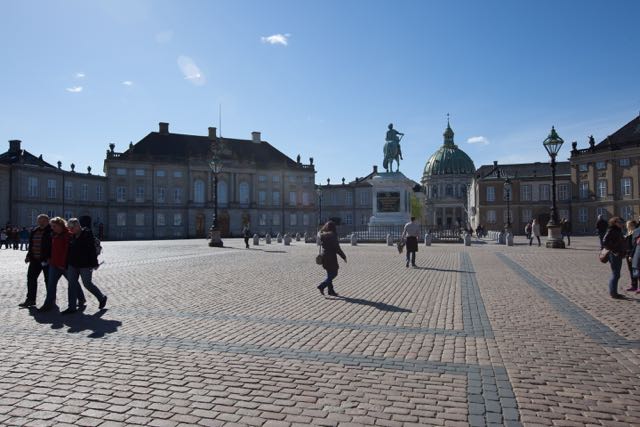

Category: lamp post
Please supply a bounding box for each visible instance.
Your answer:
[503,177,512,230]
[543,126,565,249]
[208,156,224,247]
[316,187,323,228]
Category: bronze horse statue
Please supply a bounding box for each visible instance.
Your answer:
[383,134,403,173]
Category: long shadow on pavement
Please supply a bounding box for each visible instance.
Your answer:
[412,266,474,274]
[224,245,287,254]
[330,296,412,313]
[28,307,122,338]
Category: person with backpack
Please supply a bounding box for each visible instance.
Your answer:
[317,221,347,297]
[62,218,107,314]
[603,216,627,299]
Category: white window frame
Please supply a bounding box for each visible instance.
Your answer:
[578,207,588,223]
[557,184,569,201]
[579,181,589,199]
[621,177,632,196]
[47,179,56,199]
[486,186,495,202]
[96,184,103,202]
[173,213,182,226]
[173,171,183,178]
[539,184,550,201]
[157,213,166,226]
[157,187,166,203]
[520,184,531,202]
[117,186,126,202]
[345,191,353,205]
[258,190,267,206]
[135,169,145,176]
[596,161,606,170]
[116,168,126,176]
[64,181,73,200]
[289,191,297,206]
[486,210,496,224]
[135,186,145,203]
[579,163,588,172]
[80,183,88,201]
[193,180,205,204]
[117,212,126,226]
[272,191,281,206]
[597,180,607,198]
[174,188,182,204]
[289,213,297,226]
[272,213,280,226]
[619,158,630,167]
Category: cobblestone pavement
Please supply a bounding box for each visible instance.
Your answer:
[0,236,639,426]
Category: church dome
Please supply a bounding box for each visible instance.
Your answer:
[422,121,476,178]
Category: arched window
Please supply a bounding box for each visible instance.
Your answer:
[239,182,250,204]
[193,179,205,203]
[217,180,228,206]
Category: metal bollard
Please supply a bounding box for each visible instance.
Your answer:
[424,233,432,246]
[284,234,291,246]
[265,234,272,244]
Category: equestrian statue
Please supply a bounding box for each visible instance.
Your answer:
[383,123,404,172]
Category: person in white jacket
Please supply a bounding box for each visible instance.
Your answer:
[529,219,541,247]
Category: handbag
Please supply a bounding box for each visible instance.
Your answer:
[397,241,405,254]
[315,245,324,265]
[598,248,610,264]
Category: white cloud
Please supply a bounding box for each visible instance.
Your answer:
[155,30,173,44]
[177,56,205,85]
[261,33,290,46]
[467,136,489,145]
[122,80,134,86]
[75,72,85,78]
[66,86,83,93]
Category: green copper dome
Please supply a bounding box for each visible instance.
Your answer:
[423,121,476,177]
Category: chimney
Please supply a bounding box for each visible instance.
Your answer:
[159,122,169,134]
[373,165,378,174]
[251,131,261,143]
[208,127,217,140]
[8,140,21,153]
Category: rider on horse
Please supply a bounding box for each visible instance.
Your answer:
[383,123,404,172]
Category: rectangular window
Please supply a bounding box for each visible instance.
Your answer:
[47,179,56,199]
[80,183,88,201]
[345,191,353,205]
[486,210,496,224]
[520,184,531,201]
[96,185,103,202]
[30,209,38,227]
[579,163,588,172]
[597,179,607,198]
[27,177,38,198]
[258,175,267,183]
[47,209,56,219]
[361,214,368,225]
[345,213,353,225]
[117,213,126,226]
[486,186,495,202]
[289,191,297,206]
[303,176,312,184]
[156,170,165,177]
[578,207,588,223]
[258,190,267,206]
[330,192,337,205]
[289,213,297,226]
[156,213,165,226]
[559,209,569,221]
[622,206,634,220]
[64,182,73,200]
[302,192,310,206]
[272,191,280,206]
[157,187,166,203]
[64,211,73,220]
[174,188,182,203]
[557,184,569,201]
[621,177,632,196]
[360,191,369,206]
[579,181,589,199]
[288,175,296,183]
[303,214,310,226]
[259,213,267,226]
[620,158,631,167]
[539,184,550,201]
[596,161,606,170]
[173,171,183,178]
[117,186,126,202]
[136,186,145,202]
[272,214,280,226]
[135,169,145,176]
[272,175,280,183]
[116,168,126,176]
[596,207,608,218]
[173,213,182,226]
[522,208,532,223]
[135,213,145,226]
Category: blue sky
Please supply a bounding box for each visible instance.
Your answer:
[1,0,639,183]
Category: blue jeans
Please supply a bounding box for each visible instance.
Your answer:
[67,266,104,310]
[320,270,338,289]
[608,253,623,295]
[44,266,86,308]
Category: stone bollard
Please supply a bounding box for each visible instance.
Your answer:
[295,233,301,242]
[498,231,505,245]
[351,234,358,246]
[424,233,432,246]
[265,234,272,244]
[284,234,291,246]
[386,233,393,246]
[506,232,514,246]
[253,234,260,246]
[464,232,471,246]
[277,233,283,243]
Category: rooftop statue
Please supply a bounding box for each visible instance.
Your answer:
[383,123,404,173]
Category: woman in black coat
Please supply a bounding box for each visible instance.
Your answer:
[317,221,346,297]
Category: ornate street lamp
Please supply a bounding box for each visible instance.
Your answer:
[316,187,323,228]
[503,177,512,230]
[543,126,565,249]
[208,155,224,247]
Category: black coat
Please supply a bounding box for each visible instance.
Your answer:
[67,228,99,269]
[320,231,346,272]
[26,225,52,262]
[603,226,626,256]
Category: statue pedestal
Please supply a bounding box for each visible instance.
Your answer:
[368,172,414,228]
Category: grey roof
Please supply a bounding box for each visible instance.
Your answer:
[475,161,570,180]
[0,148,56,168]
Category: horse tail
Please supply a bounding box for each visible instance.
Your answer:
[383,158,388,171]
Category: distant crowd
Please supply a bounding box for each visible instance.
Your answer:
[0,226,30,250]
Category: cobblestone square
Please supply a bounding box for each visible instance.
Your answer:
[1,236,639,426]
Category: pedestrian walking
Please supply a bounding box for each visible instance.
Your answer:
[18,215,52,308]
[402,216,420,268]
[11,227,19,250]
[529,219,541,246]
[624,220,638,292]
[62,218,107,314]
[561,218,572,246]
[19,227,29,251]
[317,221,347,297]
[242,225,251,249]
[596,215,608,249]
[0,229,7,249]
[602,216,627,299]
[524,220,532,241]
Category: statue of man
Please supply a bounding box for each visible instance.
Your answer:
[386,123,404,143]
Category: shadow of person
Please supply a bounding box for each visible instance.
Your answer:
[28,307,122,338]
[226,245,287,254]
[413,266,474,273]
[332,296,412,313]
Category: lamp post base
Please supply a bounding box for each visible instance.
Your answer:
[209,228,224,248]
[545,223,565,249]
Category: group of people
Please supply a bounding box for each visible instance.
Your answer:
[523,218,572,247]
[18,214,108,314]
[601,216,640,299]
[0,226,30,250]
